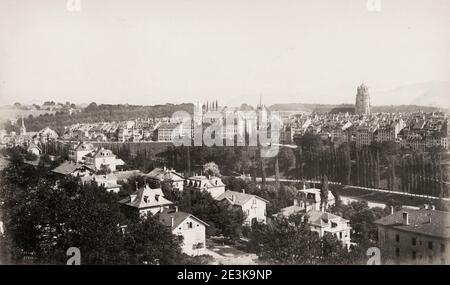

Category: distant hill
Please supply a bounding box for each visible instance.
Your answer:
[269,103,442,114]
[372,81,450,109]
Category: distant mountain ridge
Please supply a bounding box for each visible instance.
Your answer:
[269,81,450,113]
[268,103,443,114]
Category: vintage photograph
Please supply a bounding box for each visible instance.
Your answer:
[0,0,449,268]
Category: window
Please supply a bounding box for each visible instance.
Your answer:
[395,247,400,258]
[395,234,400,242]
[339,232,342,239]
[412,238,416,246]
[428,242,433,250]
[253,199,257,205]
[187,222,193,229]
[412,251,416,260]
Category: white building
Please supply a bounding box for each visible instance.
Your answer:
[184,176,225,199]
[304,210,352,248]
[216,190,268,226]
[159,207,208,256]
[84,148,125,172]
[69,142,95,163]
[297,187,335,211]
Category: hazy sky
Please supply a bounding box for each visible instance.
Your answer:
[0,0,449,106]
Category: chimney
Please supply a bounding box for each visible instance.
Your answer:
[170,216,174,228]
[431,205,436,210]
[175,206,178,212]
[402,212,409,225]
[231,195,235,202]
[242,189,245,194]
[390,205,394,215]
[293,199,298,206]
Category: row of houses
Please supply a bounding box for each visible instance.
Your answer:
[279,112,448,150]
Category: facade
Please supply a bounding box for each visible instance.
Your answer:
[118,185,174,217]
[355,84,371,115]
[304,210,352,248]
[159,207,208,256]
[216,190,268,226]
[356,125,377,148]
[69,142,95,163]
[84,148,125,172]
[275,201,351,248]
[184,176,226,199]
[374,208,450,265]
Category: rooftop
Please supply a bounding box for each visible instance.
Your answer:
[374,209,450,239]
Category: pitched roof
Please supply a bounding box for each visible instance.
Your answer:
[187,176,225,188]
[305,210,349,227]
[216,190,269,206]
[374,209,450,239]
[159,208,209,230]
[274,205,305,217]
[146,168,185,181]
[52,161,92,175]
[115,170,144,182]
[118,185,173,209]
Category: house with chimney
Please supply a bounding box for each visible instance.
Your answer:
[159,207,208,256]
[184,175,226,199]
[146,167,185,191]
[216,190,269,226]
[374,206,450,265]
[274,196,351,248]
[118,185,174,217]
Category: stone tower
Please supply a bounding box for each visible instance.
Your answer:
[355,83,371,115]
[20,116,27,135]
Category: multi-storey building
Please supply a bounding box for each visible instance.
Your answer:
[374,208,450,265]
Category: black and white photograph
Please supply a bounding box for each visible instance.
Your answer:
[0,0,449,273]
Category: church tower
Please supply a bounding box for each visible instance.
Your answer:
[20,116,27,135]
[355,83,371,115]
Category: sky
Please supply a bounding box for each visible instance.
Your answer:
[0,0,449,107]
